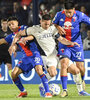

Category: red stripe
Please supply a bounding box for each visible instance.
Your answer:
[19,43,33,56]
[64,17,72,41]
[40,74,45,78]
[61,76,67,77]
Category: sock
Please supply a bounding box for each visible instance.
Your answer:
[39,73,52,87]
[45,73,52,81]
[81,75,85,81]
[13,77,25,92]
[40,74,50,93]
[73,73,83,92]
[61,76,67,90]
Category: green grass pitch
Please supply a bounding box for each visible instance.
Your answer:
[0,84,90,100]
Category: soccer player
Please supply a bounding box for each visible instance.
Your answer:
[0,16,52,98]
[53,0,90,97]
[0,18,12,77]
[9,14,89,97]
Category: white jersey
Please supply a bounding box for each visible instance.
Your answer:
[26,25,58,56]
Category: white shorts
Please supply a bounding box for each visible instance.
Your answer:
[41,55,58,70]
[42,55,74,70]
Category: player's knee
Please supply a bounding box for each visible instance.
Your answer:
[11,71,17,79]
[61,63,68,69]
[48,67,57,77]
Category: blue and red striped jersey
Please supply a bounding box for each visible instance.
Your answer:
[53,10,90,45]
[5,25,38,57]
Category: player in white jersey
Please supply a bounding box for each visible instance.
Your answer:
[9,14,86,97]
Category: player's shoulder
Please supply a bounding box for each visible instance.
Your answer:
[75,10,85,17]
[20,25,28,30]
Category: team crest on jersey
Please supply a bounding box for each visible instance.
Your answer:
[61,49,64,53]
[63,21,74,29]
[73,17,76,22]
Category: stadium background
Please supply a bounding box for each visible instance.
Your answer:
[0,0,90,84]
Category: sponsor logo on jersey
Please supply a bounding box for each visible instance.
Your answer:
[39,33,52,40]
[63,21,74,29]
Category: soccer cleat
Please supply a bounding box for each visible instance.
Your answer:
[39,86,45,97]
[16,91,27,98]
[82,81,86,91]
[60,90,68,97]
[45,92,52,98]
[79,91,90,96]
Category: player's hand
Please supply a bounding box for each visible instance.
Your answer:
[8,44,17,57]
[18,38,27,45]
[55,25,66,35]
[71,42,80,47]
[58,26,66,35]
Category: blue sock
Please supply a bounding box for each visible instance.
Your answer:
[40,74,49,93]
[13,77,25,92]
[81,75,85,81]
[61,76,67,90]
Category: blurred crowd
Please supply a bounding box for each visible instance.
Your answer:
[0,0,90,50]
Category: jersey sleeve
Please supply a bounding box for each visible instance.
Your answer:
[79,11,90,25]
[26,26,35,36]
[52,12,61,25]
[5,34,13,44]
[51,25,58,36]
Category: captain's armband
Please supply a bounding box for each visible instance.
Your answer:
[55,33,60,39]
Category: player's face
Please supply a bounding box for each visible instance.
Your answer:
[40,20,51,29]
[65,8,75,18]
[8,20,19,32]
[1,21,8,29]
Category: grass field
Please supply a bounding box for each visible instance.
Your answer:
[0,84,90,100]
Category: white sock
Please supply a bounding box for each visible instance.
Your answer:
[73,73,83,92]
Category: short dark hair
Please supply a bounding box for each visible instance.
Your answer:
[1,18,7,23]
[42,14,51,20]
[64,0,75,9]
[7,16,18,22]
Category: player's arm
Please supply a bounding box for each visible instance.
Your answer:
[52,12,66,35]
[0,38,8,45]
[18,35,34,45]
[55,33,80,47]
[80,11,90,24]
[54,24,66,35]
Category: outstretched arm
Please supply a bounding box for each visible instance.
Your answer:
[57,36,80,47]
[0,38,8,45]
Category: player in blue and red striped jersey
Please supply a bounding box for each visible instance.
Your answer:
[53,0,90,97]
[0,16,52,98]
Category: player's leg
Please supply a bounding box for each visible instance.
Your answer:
[11,66,27,98]
[35,65,52,98]
[75,62,85,90]
[60,57,69,97]
[68,62,90,96]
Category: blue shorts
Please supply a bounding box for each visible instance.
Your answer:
[16,51,43,73]
[58,43,84,62]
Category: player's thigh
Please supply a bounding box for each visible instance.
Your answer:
[60,57,70,69]
[47,66,57,77]
[67,63,80,75]
[42,56,58,76]
[12,66,23,78]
